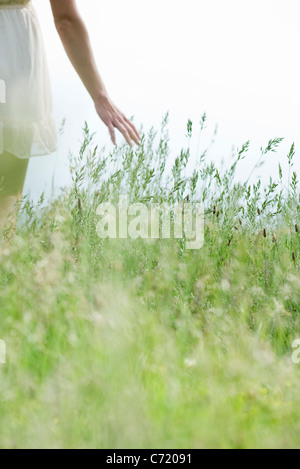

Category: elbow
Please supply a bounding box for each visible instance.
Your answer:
[54,15,79,35]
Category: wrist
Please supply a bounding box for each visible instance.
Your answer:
[93,90,109,107]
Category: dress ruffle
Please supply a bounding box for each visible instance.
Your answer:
[0,116,57,159]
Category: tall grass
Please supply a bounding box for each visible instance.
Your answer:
[0,114,300,449]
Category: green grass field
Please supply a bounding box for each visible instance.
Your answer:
[1,116,300,449]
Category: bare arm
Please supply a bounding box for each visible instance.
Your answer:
[50,0,140,145]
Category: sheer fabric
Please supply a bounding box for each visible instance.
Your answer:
[0,1,57,159]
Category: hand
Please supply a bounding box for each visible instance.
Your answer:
[94,95,140,146]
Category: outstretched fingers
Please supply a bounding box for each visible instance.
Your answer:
[113,114,140,146]
[95,95,140,146]
[123,115,140,144]
[107,123,116,146]
[113,118,132,146]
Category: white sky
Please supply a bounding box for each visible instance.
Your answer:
[25,0,300,199]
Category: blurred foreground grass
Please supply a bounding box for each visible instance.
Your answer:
[0,115,300,449]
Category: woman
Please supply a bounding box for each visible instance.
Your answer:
[0,0,140,233]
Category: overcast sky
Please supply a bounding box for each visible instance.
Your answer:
[25,0,300,199]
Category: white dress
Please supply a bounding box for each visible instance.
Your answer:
[0,0,57,159]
